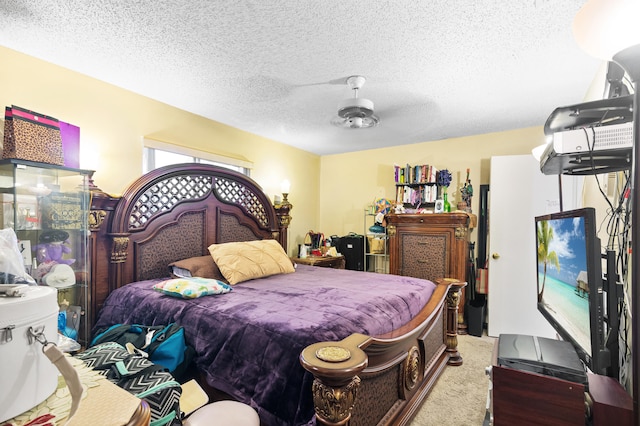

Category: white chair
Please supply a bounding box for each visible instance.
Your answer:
[183,400,260,426]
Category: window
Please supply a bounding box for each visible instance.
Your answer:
[143,138,252,175]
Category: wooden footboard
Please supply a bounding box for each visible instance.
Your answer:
[300,279,465,426]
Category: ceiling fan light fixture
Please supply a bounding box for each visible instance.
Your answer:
[332,114,379,129]
[332,75,380,128]
[337,97,375,118]
[349,117,364,128]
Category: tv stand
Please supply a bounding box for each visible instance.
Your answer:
[489,334,632,426]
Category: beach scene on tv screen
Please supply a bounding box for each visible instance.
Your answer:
[537,216,591,353]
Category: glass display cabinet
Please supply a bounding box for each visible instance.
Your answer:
[0,159,92,347]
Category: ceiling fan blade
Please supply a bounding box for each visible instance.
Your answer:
[327,76,353,85]
[292,75,357,89]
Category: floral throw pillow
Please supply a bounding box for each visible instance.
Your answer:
[153,277,232,299]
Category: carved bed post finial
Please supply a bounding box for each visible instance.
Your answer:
[89,210,107,230]
[442,279,467,366]
[300,335,369,426]
[89,176,118,231]
[274,196,292,250]
[311,376,361,425]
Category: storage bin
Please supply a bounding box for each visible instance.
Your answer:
[0,285,59,422]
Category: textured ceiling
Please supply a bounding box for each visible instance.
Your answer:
[0,0,601,155]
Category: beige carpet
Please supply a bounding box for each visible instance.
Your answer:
[410,334,496,426]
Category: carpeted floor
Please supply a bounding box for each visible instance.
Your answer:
[409,333,496,426]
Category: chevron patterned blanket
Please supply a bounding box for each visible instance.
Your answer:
[76,342,181,426]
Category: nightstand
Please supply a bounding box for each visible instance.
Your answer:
[292,255,345,269]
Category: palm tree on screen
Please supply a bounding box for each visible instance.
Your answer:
[537,220,560,303]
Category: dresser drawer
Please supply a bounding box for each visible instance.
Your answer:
[399,233,448,280]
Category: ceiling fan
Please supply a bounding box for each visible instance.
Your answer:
[330,75,380,129]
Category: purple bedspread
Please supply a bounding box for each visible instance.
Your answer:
[94,264,436,425]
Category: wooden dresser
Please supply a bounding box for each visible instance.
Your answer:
[386,213,471,329]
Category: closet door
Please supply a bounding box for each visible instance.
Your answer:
[487,154,583,338]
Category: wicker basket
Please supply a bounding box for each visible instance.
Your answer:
[367,236,386,254]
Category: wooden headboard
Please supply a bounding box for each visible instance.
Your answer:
[89,163,291,328]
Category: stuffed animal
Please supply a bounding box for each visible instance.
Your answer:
[33,230,75,265]
[33,230,75,282]
[34,241,75,265]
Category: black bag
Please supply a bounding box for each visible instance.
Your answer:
[90,323,195,382]
[76,342,182,426]
[337,232,368,271]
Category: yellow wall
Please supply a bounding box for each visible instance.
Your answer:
[0,46,319,255]
[319,127,547,243]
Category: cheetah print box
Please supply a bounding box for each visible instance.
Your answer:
[2,105,64,165]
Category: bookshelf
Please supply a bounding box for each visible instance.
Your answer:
[394,163,442,208]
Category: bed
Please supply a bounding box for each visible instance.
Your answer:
[89,163,465,426]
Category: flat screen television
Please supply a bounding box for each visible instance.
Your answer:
[535,207,610,375]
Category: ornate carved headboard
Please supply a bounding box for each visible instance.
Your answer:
[89,163,291,327]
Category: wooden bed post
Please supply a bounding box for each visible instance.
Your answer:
[88,176,121,332]
[443,279,466,366]
[300,334,369,426]
[107,233,131,296]
[274,196,292,252]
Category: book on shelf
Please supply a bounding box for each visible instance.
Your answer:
[394,163,439,185]
[395,184,438,205]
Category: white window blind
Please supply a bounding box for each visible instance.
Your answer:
[143,138,252,175]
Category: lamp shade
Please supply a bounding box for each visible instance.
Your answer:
[281,179,290,194]
[573,0,640,60]
[531,143,548,162]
